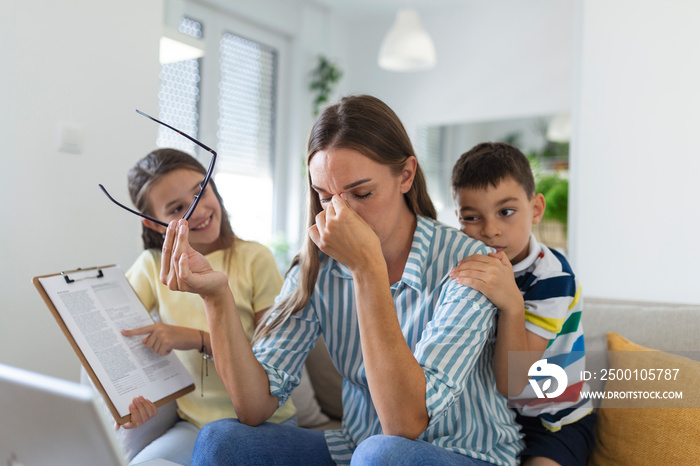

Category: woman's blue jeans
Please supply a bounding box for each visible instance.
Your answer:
[191,419,493,465]
[351,435,493,466]
[191,419,333,466]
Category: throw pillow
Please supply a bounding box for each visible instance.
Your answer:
[588,332,700,466]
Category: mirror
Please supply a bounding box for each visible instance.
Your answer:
[415,113,570,250]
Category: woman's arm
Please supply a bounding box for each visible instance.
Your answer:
[200,290,279,425]
[493,312,548,396]
[308,197,428,438]
[161,220,279,425]
[353,265,429,438]
[450,252,548,395]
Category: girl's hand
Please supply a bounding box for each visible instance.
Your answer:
[121,323,199,356]
[160,220,228,297]
[115,397,157,430]
[450,251,524,314]
[308,195,382,272]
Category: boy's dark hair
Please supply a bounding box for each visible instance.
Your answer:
[451,142,535,200]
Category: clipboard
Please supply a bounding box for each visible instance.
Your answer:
[33,265,195,425]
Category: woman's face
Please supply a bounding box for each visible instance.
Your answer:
[308,147,415,247]
[144,168,223,255]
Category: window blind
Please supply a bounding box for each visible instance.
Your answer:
[157,17,202,154]
[217,32,277,178]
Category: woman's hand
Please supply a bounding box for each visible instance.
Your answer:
[115,397,157,430]
[121,323,200,356]
[160,219,228,297]
[308,195,382,272]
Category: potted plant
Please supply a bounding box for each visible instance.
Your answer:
[309,55,343,116]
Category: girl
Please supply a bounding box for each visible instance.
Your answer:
[120,148,295,465]
[160,96,523,465]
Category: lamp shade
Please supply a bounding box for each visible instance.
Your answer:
[547,113,572,142]
[378,9,436,72]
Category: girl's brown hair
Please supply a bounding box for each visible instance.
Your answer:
[254,95,435,342]
[127,148,236,252]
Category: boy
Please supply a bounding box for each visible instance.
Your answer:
[449,142,595,466]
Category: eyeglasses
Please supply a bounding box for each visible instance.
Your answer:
[99,109,217,228]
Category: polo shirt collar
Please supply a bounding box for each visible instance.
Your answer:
[511,233,540,273]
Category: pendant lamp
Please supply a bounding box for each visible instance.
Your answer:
[378,9,436,72]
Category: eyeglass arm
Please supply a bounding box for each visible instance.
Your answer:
[135,109,216,158]
[98,110,217,228]
[135,109,217,223]
[98,184,169,228]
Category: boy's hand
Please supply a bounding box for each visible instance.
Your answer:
[450,251,524,314]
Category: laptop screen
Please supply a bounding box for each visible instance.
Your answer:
[0,363,126,466]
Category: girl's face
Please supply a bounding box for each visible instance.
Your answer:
[144,168,223,255]
[308,147,416,249]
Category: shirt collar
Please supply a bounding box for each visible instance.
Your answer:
[511,233,541,273]
[329,216,434,292]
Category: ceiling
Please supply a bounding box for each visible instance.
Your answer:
[309,0,465,20]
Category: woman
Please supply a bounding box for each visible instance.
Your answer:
[161,95,523,465]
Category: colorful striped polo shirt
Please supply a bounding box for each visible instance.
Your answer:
[509,234,593,431]
[253,216,524,465]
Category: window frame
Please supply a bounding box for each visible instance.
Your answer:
[180,2,292,242]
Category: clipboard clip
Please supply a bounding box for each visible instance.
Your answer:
[62,268,104,284]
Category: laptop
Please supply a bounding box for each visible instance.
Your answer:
[0,363,176,466]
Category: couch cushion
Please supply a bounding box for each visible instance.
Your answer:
[588,332,700,466]
[582,298,700,393]
[305,336,343,421]
[290,364,331,428]
[80,368,179,462]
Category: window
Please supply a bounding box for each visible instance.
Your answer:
[157,17,202,154]
[215,32,278,243]
[415,125,448,213]
[158,57,200,154]
[157,10,288,246]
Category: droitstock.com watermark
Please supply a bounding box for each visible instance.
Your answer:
[506,351,700,409]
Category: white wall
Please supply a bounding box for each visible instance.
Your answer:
[338,0,574,227]
[0,1,162,381]
[341,0,700,305]
[569,0,700,304]
[341,0,575,134]
[0,0,342,382]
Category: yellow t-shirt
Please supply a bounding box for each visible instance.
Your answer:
[126,238,295,428]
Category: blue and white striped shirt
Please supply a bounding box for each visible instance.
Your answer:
[253,216,523,465]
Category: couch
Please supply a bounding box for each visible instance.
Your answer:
[112,297,700,465]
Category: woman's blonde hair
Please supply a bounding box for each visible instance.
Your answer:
[253,95,435,342]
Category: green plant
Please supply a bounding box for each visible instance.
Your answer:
[537,174,568,227]
[266,233,292,274]
[309,55,343,116]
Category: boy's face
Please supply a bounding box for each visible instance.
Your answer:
[455,177,545,265]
